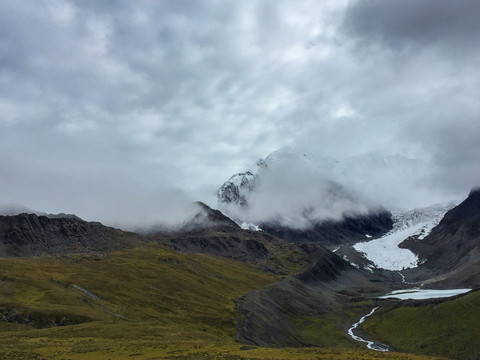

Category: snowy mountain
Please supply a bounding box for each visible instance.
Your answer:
[218,148,377,228]
[217,147,428,227]
[217,159,267,207]
[218,148,339,208]
[352,203,455,271]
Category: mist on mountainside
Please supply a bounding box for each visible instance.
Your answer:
[218,148,462,229]
[0,187,201,232]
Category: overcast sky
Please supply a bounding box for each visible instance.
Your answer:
[1,0,479,227]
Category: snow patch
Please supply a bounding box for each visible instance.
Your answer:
[397,271,407,283]
[364,265,375,273]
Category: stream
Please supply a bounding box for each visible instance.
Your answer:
[348,288,472,351]
[347,307,389,352]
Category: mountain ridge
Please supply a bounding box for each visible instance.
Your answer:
[401,187,480,287]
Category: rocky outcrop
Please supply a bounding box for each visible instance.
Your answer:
[217,171,257,207]
[181,202,241,232]
[0,213,141,257]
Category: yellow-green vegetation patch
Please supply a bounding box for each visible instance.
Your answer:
[0,244,279,358]
[0,244,446,360]
[360,290,480,360]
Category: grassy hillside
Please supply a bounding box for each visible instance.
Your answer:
[361,291,480,360]
[0,244,445,360]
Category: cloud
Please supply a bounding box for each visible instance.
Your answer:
[218,149,450,229]
[0,0,479,228]
[343,0,480,53]
[242,157,370,228]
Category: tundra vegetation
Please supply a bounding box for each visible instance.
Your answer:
[0,244,445,360]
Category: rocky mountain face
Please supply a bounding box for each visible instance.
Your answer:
[260,210,392,246]
[0,213,141,257]
[217,160,267,207]
[181,201,241,232]
[401,188,480,287]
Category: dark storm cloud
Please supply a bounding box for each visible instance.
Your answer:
[343,0,480,51]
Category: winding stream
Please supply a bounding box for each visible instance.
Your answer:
[348,288,472,351]
[347,307,389,352]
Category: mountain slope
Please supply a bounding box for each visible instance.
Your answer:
[401,188,480,287]
[236,246,391,347]
[0,213,141,257]
[150,203,320,275]
[0,243,443,360]
[361,290,480,360]
[181,201,241,232]
[0,244,278,359]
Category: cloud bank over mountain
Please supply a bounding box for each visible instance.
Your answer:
[1,0,479,227]
[217,148,448,229]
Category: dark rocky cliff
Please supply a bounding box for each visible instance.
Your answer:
[0,213,141,257]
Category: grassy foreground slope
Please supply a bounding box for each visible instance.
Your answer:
[0,244,443,360]
[361,291,480,360]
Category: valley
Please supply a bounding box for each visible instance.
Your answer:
[0,244,442,360]
[0,177,479,359]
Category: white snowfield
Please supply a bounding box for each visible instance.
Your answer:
[353,203,455,271]
[379,288,471,300]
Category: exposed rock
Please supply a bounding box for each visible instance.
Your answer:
[181,202,240,232]
[260,209,393,246]
[0,213,141,257]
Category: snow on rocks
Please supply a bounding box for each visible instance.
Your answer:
[241,223,262,231]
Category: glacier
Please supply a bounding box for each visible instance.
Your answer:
[353,203,455,271]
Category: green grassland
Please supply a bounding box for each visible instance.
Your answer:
[0,244,445,360]
[360,291,480,360]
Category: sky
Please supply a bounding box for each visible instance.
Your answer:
[1,0,479,228]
